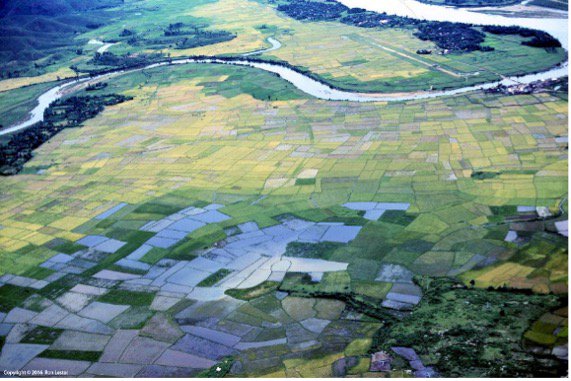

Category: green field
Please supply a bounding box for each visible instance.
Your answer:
[0,0,567,377]
[0,82,57,128]
[0,0,566,94]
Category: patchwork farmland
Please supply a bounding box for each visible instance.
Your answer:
[0,0,567,377]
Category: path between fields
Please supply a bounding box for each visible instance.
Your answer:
[346,34,475,79]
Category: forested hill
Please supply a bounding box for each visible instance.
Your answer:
[0,0,125,79]
[0,0,124,17]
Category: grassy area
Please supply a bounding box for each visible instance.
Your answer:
[284,242,344,260]
[417,0,520,7]
[0,0,565,95]
[225,281,280,300]
[97,289,154,306]
[0,60,566,295]
[82,230,155,277]
[196,357,235,377]
[280,272,352,295]
[0,82,57,128]
[38,274,85,300]
[20,267,55,280]
[0,285,35,312]
[527,0,568,10]
[181,0,566,92]
[0,0,125,78]
[49,240,87,255]
[197,269,232,287]
[372,277,565,377]
[0,6,566,376]
[38,350,102,362]
[21,327,63,345]
[0,245,58,277]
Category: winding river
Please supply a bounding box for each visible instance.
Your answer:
[243,37,282,56]
[1,0,567,137]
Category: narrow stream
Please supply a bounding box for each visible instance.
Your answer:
[243,37,282,56]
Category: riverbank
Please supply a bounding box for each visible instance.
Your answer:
[1,0,568,136]
[337,0,568,48]
[242,37,282,56]
[1,51,567,137]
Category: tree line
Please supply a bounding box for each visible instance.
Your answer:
[0,94,132,176]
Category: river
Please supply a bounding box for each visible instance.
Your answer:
[243,37,282,56]
[1,0,567,136]
[337,0,568,49]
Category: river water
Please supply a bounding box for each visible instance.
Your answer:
[1,0,567,136]
[338,0,568,49]
[243,37,282,56]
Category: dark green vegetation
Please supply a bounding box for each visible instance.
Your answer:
[379,210,417,227]
[0,285,35,312]
[472,170,538,180]
[280,271,352,295]
[483,26,562,48]
[81,231,155,277]
[108,264,148,275]
[86,82,108,92]
[162,235,214,261]
[21,327,63,345]
[471,171,501,180]
[197,269,232,287]
[0,82,57,128]
[523,307,567,347]
[124,22,235,50]
[417,0,520,7]
[372,278,566,377]
[225,281,280,300]
[0,0,239,79]
[38,274,85,301]
[526,0,568,10]
[196,67,306,101]
[285,241,343,259]
[276,273,566,377]
[0,0,126,78]
[88,52,165,72]
[276,0,349,20]
[196,357,235,377]
[419,0,568,8]
[134,202,183,216]
[48,239,87,255]
[0,94,132,175]
[97,289,155,306]
[415,22,492,52]
[39,350,102,362]
[272,0,560,52]
[20,267,55,281]
[295,178,317,185]
[279,271,390,302]
[73,62,306,111]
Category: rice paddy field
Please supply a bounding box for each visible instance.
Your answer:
[0,0,567,377]
[2,0,566,93]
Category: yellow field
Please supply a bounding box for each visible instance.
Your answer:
[0,67,76,93]
[0,0,564,94]
[0,63,567,289]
